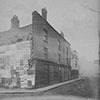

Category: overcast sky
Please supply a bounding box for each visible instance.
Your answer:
[0,0,99,61]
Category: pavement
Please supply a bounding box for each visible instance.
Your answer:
[1,95,95,100]
[0,78,81,94]
[0,78,98,100]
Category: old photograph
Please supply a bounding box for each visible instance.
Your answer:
[0,0,99,100]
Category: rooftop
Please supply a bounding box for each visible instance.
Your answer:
[0,10,70,45]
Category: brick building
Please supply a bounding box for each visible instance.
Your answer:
[0,8,71,88]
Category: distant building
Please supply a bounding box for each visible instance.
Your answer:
[71,50,79,79]
[0,8,71,88]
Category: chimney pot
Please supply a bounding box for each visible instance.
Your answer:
[41,8,47,20]
[11,15,20,29]
[61,31,64,37]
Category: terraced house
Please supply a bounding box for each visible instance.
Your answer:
[0,8,71,88]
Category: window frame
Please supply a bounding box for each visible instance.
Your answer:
[43,47,48,59]
[58,40,61,50]
[43,29,48,43]
[58,54,61,62]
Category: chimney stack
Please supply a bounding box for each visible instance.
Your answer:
[60,31,64,37]
[41,8,47,20]
[11,15,20,29]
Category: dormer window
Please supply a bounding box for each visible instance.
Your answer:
[66,47,68,56]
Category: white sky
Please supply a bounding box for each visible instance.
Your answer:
[0,0,99,61]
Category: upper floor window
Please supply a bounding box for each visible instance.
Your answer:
[66,46,69,56]
[75,61,77,67]
[44,64,49,71]
[43,47,48,59]
[66,57,69,65]
[43,29,48,43]
[58,40,61,50]
[63,47,65,54]
[58,54,61,62]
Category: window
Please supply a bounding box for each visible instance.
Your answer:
[66,46,69,64]
[43,29,48,42]
[27,69,35,75]
[75,61,77,67]
[66,47,68,56]
[58,40,61,50]
[16,38,23,42]
[59,67,61,71]
[28,81,32,87]
[66,57,69,65]
[63,47,65,54]
[66,57,71,66]
[43,47,48,59]
[58,54,61,62]
[44,64,49,71]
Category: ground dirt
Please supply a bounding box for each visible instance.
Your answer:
[0,77,99,100]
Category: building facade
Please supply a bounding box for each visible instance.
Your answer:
[0,8,71,88]
[71,50,79,79]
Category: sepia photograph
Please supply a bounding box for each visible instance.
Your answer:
[0,0,99,100]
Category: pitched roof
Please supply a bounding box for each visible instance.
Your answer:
[0,24,32,46]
